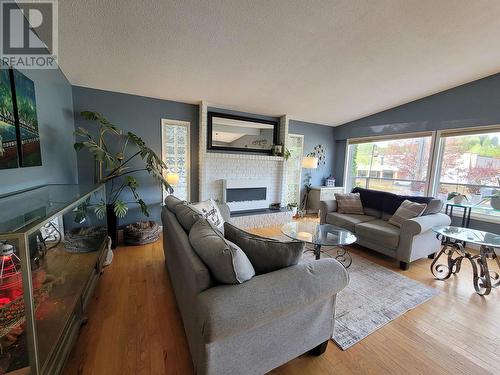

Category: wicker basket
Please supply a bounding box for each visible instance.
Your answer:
[124,221,161,245]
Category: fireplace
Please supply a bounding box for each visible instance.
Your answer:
[222,179,269,212]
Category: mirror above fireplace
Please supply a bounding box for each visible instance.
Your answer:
[207,111,279,154]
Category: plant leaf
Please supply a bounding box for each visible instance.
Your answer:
[114,200,129,218]
[94,200,107,220]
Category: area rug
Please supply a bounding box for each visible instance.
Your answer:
[288,241,439,350]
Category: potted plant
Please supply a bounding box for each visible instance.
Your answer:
[485,190,500,210]
[74,111,172,248]
[485,178,500,210]
[287,203,298,216]
[447,192,468,205]
[282,148,291,161]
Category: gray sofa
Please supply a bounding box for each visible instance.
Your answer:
[320,187,451,270]
[161,199,349,375]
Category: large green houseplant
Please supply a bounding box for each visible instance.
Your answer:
[74,111,173,247]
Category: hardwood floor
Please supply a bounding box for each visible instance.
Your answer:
[64,224,500,375]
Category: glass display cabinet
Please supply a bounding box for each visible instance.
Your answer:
[0,184,108,375]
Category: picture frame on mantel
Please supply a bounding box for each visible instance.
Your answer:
[207,111,279,155]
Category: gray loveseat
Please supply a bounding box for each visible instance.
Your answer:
[161,198,349,375]
[320,187,451,270]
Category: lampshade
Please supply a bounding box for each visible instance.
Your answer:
[166,173,180,185]
[301,156,318,169]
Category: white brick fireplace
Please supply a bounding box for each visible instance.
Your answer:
[198,102,291,214]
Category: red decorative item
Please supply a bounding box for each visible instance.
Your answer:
[0,242,22,308]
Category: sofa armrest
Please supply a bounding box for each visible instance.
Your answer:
[401,213,451,236]
[197,258,348,343]
[319,200,337,224]
[217,203,231,222]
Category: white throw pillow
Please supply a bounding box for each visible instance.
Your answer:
[191,199,225,232]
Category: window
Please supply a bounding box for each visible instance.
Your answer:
[161,119,190,201]
[435,130,500,218]
[344,126,500,221]
[284,134,304,205]
[346,135,433,196]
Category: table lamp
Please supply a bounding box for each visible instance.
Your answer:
[301,156,318,186]
[166,172,180,194]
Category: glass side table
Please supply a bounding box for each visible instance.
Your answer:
[444,202,475,228]
[281,222,357,268]
[431,226,500,296]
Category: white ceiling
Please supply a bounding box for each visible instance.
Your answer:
[59,0,500,126]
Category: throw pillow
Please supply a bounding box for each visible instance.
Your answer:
[191,198,225,232]
[335,192,364,214]
[388,199,427,228]
[189,219,255,284]
[164,195,183,212]
[175,203,203,232]
[224,222,304,275]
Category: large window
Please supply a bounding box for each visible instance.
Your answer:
[344,127,500,221]
[435,130,500,218]
[346,135,432,196]
[161,119,190,201]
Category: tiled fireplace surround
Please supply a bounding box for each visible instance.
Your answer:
[198,102,293,228]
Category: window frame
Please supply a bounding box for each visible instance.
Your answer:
[343,125,500,223]
[344,131,434,196]
[284,133,304,206]
[161,119,191,202]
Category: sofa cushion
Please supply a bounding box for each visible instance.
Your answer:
[224,222,304,275]
[189,219,255,284]
[334,192,364,214]
[191,198,225,232]
[363,207,382,218]
[355,219,400,250]
[352,187,434,215]
[164,195,183,212]
[176,203,203,232]
[423,199,444,215]
[352,187,386,212]
[385,194,433,215]
[388,200,427,228]
[326,212,377,232]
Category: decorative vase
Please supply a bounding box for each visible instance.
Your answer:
[491,196,500,210]
[453,195,465,205]
[106,205,118,249]
[291,207,298,216]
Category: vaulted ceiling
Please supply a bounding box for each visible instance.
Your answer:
[59,0,500,126]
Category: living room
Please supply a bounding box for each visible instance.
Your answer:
[0,1,499,374]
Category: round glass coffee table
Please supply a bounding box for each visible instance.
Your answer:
[432,225,500,295]
[281,222,357,268]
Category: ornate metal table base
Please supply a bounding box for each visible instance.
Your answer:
[306,244,352,268]
[431,234,500,296]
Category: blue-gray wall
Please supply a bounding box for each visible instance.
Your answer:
[289,120,335,187]
[0,68,77,195]
[72,86,199,225]
[333,73,500,232]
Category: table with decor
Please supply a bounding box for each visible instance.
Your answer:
[281,221,357,268]
[431,225,500,295]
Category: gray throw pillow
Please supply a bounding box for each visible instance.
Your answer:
[388,199,427,228]
[164,195,183,212]
[423,199,444,215]
[189,219,255,284]
[224,222,304,275]
[176,203,203,232]
[335,192,364,214]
